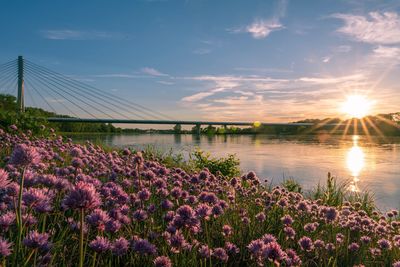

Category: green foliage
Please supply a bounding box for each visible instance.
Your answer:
[0,110,49,134]
[281,178,303,193]
[309,172,376,215]
[190,149,240,177]
[142,145,193,172]
[173,124,182,133]
[0,94,18,111]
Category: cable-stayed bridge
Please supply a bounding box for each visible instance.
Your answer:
[0,56,332,129]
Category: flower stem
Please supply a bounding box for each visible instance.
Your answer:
[79,208,85,267]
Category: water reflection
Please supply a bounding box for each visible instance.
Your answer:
[346,136,365,192]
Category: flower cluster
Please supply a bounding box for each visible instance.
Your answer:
[0,130,399,266]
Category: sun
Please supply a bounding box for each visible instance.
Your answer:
[341,95,373,119]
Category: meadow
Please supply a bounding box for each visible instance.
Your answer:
[0,126,400,266]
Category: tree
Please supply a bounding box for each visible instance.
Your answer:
[0,94,17,111]
[173,124,182,133]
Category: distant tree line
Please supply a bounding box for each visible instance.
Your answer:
[0,93,120,134]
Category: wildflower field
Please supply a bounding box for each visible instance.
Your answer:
[0,127,400,266]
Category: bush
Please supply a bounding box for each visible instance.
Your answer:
[191,149,240,178]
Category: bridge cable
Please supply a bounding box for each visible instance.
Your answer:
[25,60,164,120]
[25,59,173,120]
[25,76,76,116]
[0,59,17,72]
[26,65,116,119]
[24,62,149,120]
[25,63,144,120]
[27,65,114,119]
[25,67,98,119]
[0,65,17,87]
[24,78,60,114]
[0,69,17,95]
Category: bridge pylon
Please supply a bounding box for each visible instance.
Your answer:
[17,55,24,113]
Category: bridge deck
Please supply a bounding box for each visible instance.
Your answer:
[46,117,340,127]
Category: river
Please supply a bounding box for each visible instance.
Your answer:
[69,133,400,210]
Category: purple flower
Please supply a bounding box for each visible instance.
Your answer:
[132,209,148,222]
[111,237,129,256]
[195,204,211,219]
[89,236,111,253]
[261,241,284,262]
[222,225,233,237]
[212,247,228,262]
[393,261,400,267]
[281,215,293,225]
[348,242,360,252]
[248,239,265,258]
[0,238,12,257]
[138,188,151,201]
[23,230,51,251]
[378,239,392,250]
[132,238,157,255]
[198,245,212,258]
[255,212,266,222]
[285,249,302,266]
[211,204,224,217]
[166,231,189,253]
[176,205,195,221]
[161,199,174,210]
[23,188,53,213]
[298,236,314,251]
[0,212,16,231]
[86,209,110,231]
[71,157,84,168]
[153,256,172,267]
[9,144,41,166]
[284,226,296,239]
[324,207,338,221]
[261,234,277,244]
[62,181,101,210]
[225,242,240,254]
[0,169,10,188]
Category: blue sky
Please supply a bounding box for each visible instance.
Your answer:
[1,0,400,122]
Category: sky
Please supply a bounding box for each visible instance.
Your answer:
[1,0,400,122]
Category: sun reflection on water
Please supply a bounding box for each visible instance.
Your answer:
[346,136,365,192]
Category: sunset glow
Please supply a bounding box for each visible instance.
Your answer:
[341,95,374,119]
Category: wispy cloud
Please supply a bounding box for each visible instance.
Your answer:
[140,67,168,77]
[332,12,400,44]
[40,30,124,40]
[229,0,287,39]
[322,56,331,63]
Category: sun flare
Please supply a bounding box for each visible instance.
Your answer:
[341,95,373,119]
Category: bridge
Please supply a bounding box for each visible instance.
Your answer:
[0,56,335,132]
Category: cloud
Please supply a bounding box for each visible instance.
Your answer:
[245,20,284,39]
[332,12,400,44]
[229,0,287,39]
[140,67,168,77]
[41,30,124,40]
[322,56,331,63]
[372,45,400,58]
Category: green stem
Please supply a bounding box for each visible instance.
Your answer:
[14,167,26,265]
[79,208,85,267]
[23,249,35,267]
[91,252,97,267]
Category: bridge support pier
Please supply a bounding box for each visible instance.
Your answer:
[195,124,201,135]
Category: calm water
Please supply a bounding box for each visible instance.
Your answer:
[70,133,400,210]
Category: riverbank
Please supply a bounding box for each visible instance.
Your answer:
[1,129,399,266]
